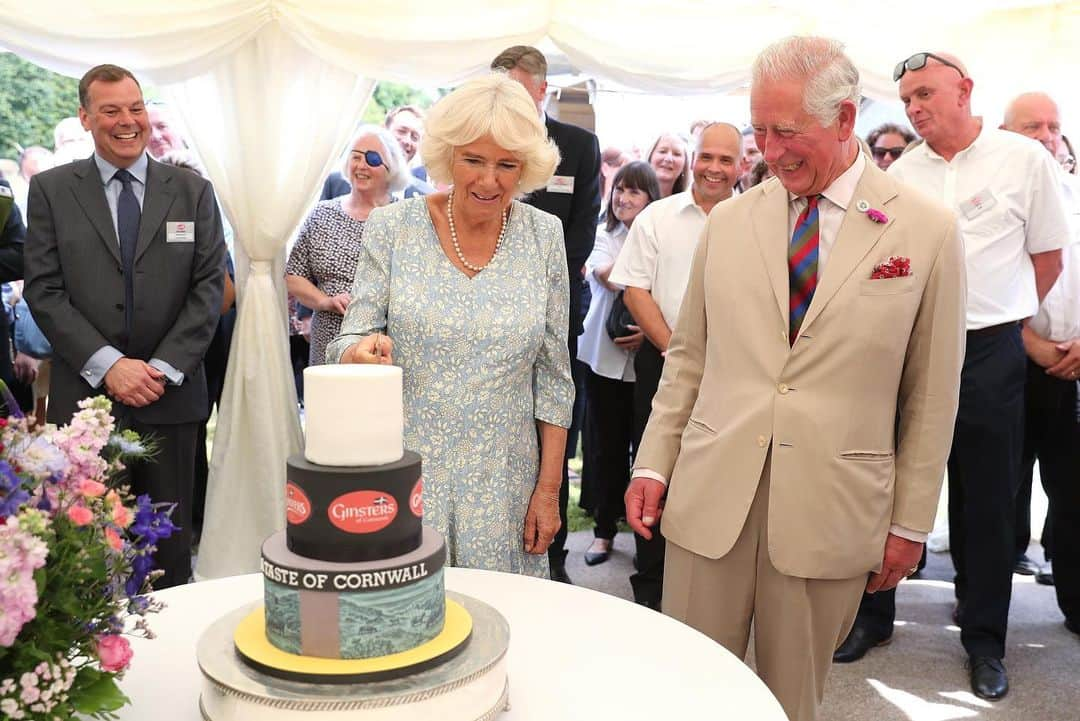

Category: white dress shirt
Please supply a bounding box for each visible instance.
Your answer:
[1030,170,1080,342]
[578,223,636,381]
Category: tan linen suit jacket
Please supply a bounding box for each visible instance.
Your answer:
[634,163,966,580]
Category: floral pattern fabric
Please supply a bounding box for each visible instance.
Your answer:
[327,198,574,578]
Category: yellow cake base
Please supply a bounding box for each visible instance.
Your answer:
[233,598,473,682]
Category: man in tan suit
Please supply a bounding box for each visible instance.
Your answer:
[625,37,966,721]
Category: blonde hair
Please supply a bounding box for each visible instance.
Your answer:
[421,73,559,195]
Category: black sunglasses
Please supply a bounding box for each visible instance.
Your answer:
[351,149,384,168]
[871,146,905,161]
[893,52,966,82]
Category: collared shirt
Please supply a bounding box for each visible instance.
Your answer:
[889,123,1071,330]
[579,223,635,381]
[81,152,183,388]
[1031,170,1080,341]
[608,190,708,329]
[787,152,866,273]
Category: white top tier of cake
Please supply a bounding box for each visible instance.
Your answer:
[303,365,404,466]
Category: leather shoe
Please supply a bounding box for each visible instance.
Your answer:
[833,624,892,663]
[549,563,572,584]
[1065,618,1080,637]
[635,598,661,611]
[584,538,612,566]
[1013,554,1039,576]
[1035,564,1055,586]
[969,656,1008,700]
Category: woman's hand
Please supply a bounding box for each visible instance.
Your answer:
[523,485,562,555]
[613,325,644,351]
[342,333,394,365]
[319,292,352,315]
[595,263,619,292]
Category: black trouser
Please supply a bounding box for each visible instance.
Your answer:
[630,340,666,605]
[115,412,200,590]
[1020,359,1080,622]
[948,325,1026,659]
[849,547,928,637]
[549,330,581,571]
[580,369,636,540]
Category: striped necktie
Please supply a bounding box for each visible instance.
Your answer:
[788,194,820,343]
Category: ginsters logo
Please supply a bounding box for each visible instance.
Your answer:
[285,482,311,525]
[410,478,423,518]
[328,490,398,533]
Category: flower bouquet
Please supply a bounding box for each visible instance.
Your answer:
[0,393,176,720]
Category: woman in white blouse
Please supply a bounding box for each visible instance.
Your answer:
[577,161,661,566]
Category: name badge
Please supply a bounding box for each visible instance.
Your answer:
[546,175,574,194]
[959,190,997,220]
[166,221,196,243]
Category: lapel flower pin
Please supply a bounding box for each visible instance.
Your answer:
[855,199,888,223]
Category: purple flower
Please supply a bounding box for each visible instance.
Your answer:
[0,462,29,518]
[866,208,888,224]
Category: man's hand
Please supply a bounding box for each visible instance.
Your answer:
[319,293,351,315]
[104,358,166,408]
[1045,338,1080,381]
[613,325,644,351]
[13,352,39,384]
[866,533,924,593]
[1022,325,1066,368]
[625,475,666,540]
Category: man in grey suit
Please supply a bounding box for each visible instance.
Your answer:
[25,64,225,588]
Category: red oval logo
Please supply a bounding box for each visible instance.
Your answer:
[328,490,398,534]
[410,478,423,518]
[286,482,311,525]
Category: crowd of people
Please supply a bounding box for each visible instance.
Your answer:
[2,35,1078,721]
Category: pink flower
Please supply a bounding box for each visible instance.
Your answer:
[79,479,107,498]
[104,527,123,551]
[866,208,888,224]
[66,505,93,526]
[112,503,131,528]
[96,635,133,673]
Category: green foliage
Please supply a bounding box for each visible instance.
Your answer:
[71,668,129,717]
[361,81,432,125]
[0,54,79,159]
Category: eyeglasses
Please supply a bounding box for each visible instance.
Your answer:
[351,149,384,168]
[871,146,906,161]
[893,52,966,82]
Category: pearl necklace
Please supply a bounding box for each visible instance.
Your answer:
[446,188,509,273]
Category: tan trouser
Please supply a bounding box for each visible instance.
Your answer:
[662,457,867,721]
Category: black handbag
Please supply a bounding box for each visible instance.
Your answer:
[605,291,637,340]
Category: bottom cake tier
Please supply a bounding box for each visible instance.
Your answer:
[197,593,510,721]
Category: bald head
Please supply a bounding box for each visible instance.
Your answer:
[898,50,975,154]
[1002,92,1061,155]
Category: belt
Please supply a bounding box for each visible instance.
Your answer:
[967,321,1020,338]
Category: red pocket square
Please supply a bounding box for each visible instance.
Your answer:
[871,256,911,279]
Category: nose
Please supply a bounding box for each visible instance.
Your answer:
[762,132,785,164]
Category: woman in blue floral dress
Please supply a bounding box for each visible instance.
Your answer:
[327,74,573,577]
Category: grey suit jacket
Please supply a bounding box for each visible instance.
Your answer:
[24,155,225,425]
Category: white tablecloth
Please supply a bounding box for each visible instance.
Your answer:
[118,568,787,720]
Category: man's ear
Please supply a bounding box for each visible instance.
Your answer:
[836,100,857,141]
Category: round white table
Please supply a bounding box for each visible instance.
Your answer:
[118,568,787,720]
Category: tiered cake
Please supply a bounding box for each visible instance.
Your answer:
[197,365,510,720]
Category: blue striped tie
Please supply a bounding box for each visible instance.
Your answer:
[788,195,820,343]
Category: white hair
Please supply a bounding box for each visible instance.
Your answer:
[341,124,411,194]
[752,36,861,126]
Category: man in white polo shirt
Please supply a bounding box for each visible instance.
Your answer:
[1002,91,1080,638]
[890,52,1069,700]
[609,121,742,609]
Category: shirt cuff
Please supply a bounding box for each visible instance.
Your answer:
[81,346,124,388]
[149,358,185,385]
[889,524,928,543]
[632,468,668,486]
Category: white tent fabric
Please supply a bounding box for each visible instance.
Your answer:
[0,0,1078,577]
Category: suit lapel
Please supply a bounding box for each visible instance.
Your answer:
[751,179,791,328]
[135,159,176,263]
[71,158,122,265]
[799,167,897,336]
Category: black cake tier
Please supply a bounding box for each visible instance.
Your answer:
[285,451,423,563]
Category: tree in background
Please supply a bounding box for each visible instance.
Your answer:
[0,53,80,158]
[361,81,434,125]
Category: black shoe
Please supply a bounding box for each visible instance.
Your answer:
[1013,554,1039,576]
[584,539,612,566]
[635,598,661,611]
[549,564,572,584]
[1065,618,1080,637]
[1035,563,1055,586]
[969,656,1008,700]
[833,624,892,663]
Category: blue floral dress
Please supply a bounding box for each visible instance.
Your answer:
[326,198,574,577]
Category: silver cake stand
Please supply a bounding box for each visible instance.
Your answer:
[197,592,510,721]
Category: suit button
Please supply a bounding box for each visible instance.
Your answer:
[778,383,789,394]
[115,303,123,310]
[757,435,768,448]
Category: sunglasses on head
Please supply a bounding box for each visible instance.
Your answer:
[352,149,384,168]
[871,146,905,161]
[893,52,966,82]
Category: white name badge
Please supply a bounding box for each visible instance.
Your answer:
[959,190,997,220]
[546,175,574,194]
[166,221,196,243]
